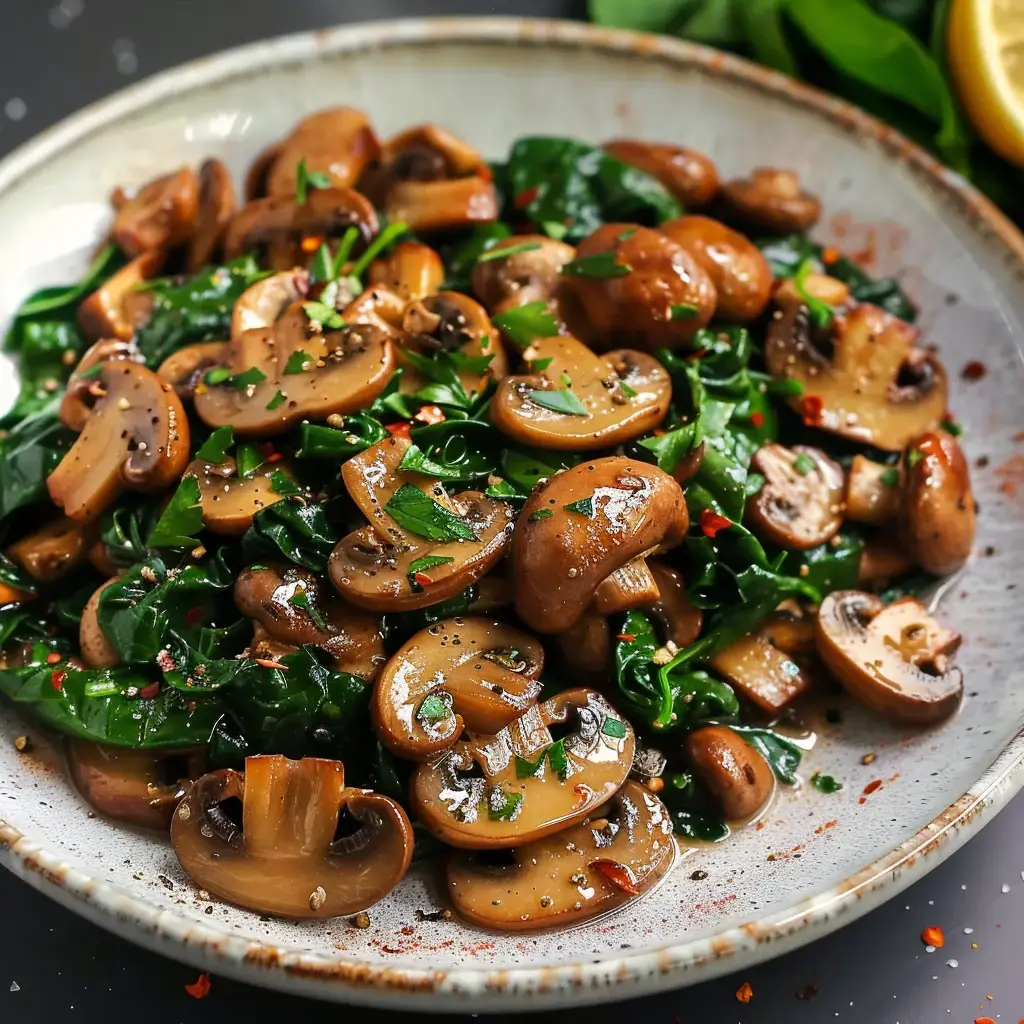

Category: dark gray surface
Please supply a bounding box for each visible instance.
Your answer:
[0,1,1021,1020]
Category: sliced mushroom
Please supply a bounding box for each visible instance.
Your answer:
[471,234,576,315]
[193,303,395,437]
[381,125,488,179]
[660,215,773,321]
[61,338,143,430]
[719,167,821,233]
[186,158,237,272]
[554,612,612,688]
[223,188,378,270]
[343,286,407,340]
[7,517,92,582]
[603,140,720,207]
[235,564,385,680]
[816,591,963,723]
[563,224,716,351]
[368,241,445,302]
[903,431,976,576]
[490,336,671,451]
[746,443,845,550]
[171,755,414,918]
[447,780,676,930]
[77,250,164,341]
[643,561,703,650]
[79,576,120,669]
[329,437,516,611]
[373,617,544,760]
[592,556,661,616]
[756,609,817,664]
[687,725,775,821]
[157,341,228,401]
[230,269,310,338]
[709,634,812,713]
[264,107,381,197]
[112,167,199,256]
[859,532,914,588]
[47,362,190,521]
[67,740,206,830]
[411,688,635,849]
[845,455,901,524]
[184,457,291,536]
[767,287,947,452]
[513,458,688,634]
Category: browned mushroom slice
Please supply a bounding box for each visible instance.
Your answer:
[265,107,382,197]
[592,556,661,616]
[235,564,384,680]
[491,336,670,451]
[222,188,378,270]
[112,166,199,256]
[368,241,445,302]
[186,158,238,272]
[756,609,817,664]
[66,740,206,830]
[845,454,901,524]
[767,286,947,452]
[411,688,635,849]
[816,591,963,723]
[7,517,92,582]
[230,269,310,338]
[903,431,976,575]
[47,362,190,522]
[193,304,395,437]
[687,725,775,821]
[471,234,576,316]
[513,458,688,634]
[709,634,812,713]
[77,250,164,342]
[554,612,612,688]
[373,617,544,760]
[746,443,845,550]
[157,341,228,401]
[61,338,143,429]
[859,532,914,588]
[79,576,120,669]
[660,215,773,321]
[719,167,822,233]
[563,224,716,351]
[381,125,489,179]
[171,755,414,918]
[604,140,720,207]
[183,457,290,536]
[643,561,703,649]
[342,286,407,340]
[447,780,677,930]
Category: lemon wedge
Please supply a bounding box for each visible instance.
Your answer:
[949,0,1024,167]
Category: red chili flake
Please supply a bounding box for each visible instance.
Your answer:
[589,859,639,895]
[750,410,765,428]
[615,634,635,642]
[684,347,709,361]
[821,246,840,265]
[414,405,446,425]
[385,421,413,440]
[801,394,824,426]
[300,234,324,254]
[961,360,987,381]
[920,924,944,948]
[863,779,883,796]
[735,981,754,1003]
[184,973,211,1000]
[572,783,594,808]
[184,607,205,626]
[514,186,540,208]
[700,508,732,538]
[45,652,62,665]
[185,701,197,713]
[139,682,160,700]
[50,669,66,691]
[265,451,284,463]
[413,571,433,587]
[254,657,289,671]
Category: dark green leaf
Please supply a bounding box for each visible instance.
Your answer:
[417,692,452,723]
[195,426,234,464]
[670,302,699,320]
[526,388,588,416]
[408,419,500,482]
[488,788,523,821]
[0,405,71,519]
[730,725,803,784]
[384,484,477,542]
[145,477,203,549]
[269,470,300,496]
[284,351,313,374]
[265,390,287,411]
[561,252,633,278]
[13,245,122,320]
[528,509,554,522]
[792,452,816,476]
[297,416,388,460]
[349,222,411,281]
[476,242,542,263]
[492,301,560,349]
[563,498,595,517]
[242,501,341,574]
[296,158,332,205]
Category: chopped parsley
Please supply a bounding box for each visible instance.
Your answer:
[492,301,559,349]
[194,426,234,464]
[384,484,477,542]
[880,467,900,488]
[265,391,287,411]
[793,257,835,329]
[526,388,588,417]
[417,692,452,723]
[295,158,332,205]
[561,252,632,278]
[670,303,699,320]
[289,586,328,632]
[563,497,595,517]
[792,452,816,476]
[601,718,627,739]
[528,508,554,522]
[283,351,313,375]
[810,771,843,794]
[475,241,542,263]
[488,788,523,821]
[302,301,344,330]
[407,554,456,579]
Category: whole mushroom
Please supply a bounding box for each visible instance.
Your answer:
[719,167,821,233]
[687,725,775,821]
[603,139,720,207]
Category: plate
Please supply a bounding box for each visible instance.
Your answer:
[1,17,1022,1012]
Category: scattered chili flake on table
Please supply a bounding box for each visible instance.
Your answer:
[735,981,753,1003]
[974,1018,996,1024]
[961,360,987,380]
[920,924,944,947]
[700,508,732,538]
[858,778,883,804]
[184,973,211,999]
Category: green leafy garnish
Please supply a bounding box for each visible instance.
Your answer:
[284,351,313,375]
[488,788,523,821]
[417,692,451,723]
[563,497,595,517]
[235,443,265,480]
[265,391,287,411]
[384,484,477,542]
[532,357,554,371]
[811,771,843,794]
[880,467,900,488]
[408,555,456,579]
[528,509,554,522]
[492,301,560,349]
[907,447,923,469]
[525,388,588,416]
[794,257,835,328]
[670,303,699,320]
[295,158,332,205]
[620,381,637,398]
[303,301,344,330]
[941,419,963,437]
[195,426,234,464]
[269,470,300,497]
[792,452,816,476]
[476,242,542,263]
[601,718,626,739]
[289,586,328,632]
[349,221,411,281]
[145,477,203,549]
[205,366,268,390]
[561,252,632,278]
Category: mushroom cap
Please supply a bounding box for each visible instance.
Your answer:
[746,443,845,551]
[719,167,821,234]
[234,564,385,680]
[603,139,720,207]
[112,166,199,256]
[373,617,544,760]
[563,224,717,351]
[186,158,238,272]
[815,591,964,723]
[157,341,229,401]
[512,457,688,634]
[7,516,92,582]
[471,234,576,312]
[660,215,773,322]
[79,576,121,669]
[61,338,144,430]
[230,269,310,338]
[171,755,414,918]
[903,430,976,576]
[77,250,163,342]
[845,454,901,525]
[411,688,635,849]
[446,780,677,930]
[368,241,445,302]
[185,457,290,536]
[767,295,947,452]
[490,336,671,451]
[193,303,396,437]
[47,361,191,522]
[687,725,776,822]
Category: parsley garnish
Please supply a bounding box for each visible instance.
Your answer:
[794,257,835,329]
[528,508,554,522]
[284,351,312,375]
[526,387,588,417]
[670,303,699,320]
[561,252,633,278]
[620,382,637,399]
[203,367,232,387]
[880,467,900,488]
[810,771,843,794]
[265,391,287,411]
[384,484,477,542]
[560,371,572,387]
[349,221,410,280]
[303,301,344,330]
[532,357,554,371]
[906,447,923,469]
[488,788,523,821]
[235,443,265,480]
[417,692,452,723]
[941,419,963,437]
[792,452,816,476]
[232,366,268,390]
[601,718,626,739]
[310,242,335,284]
[492,301,559,349]
[476,241,542,263]
[407,554,456,581]
[195,426,234,464]
[563,497,595,517]
[289,586,328,632]
[618,227,638,241]
[295,158,331,206]
[269,470,299,497]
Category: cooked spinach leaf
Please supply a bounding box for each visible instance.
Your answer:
[242,499,341,574]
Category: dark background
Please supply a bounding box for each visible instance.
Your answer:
[0,2,1022,1021]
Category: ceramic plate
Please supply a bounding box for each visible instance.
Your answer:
[0,17,1022,1012]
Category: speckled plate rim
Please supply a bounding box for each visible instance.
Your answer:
[1,16,1023,1012]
